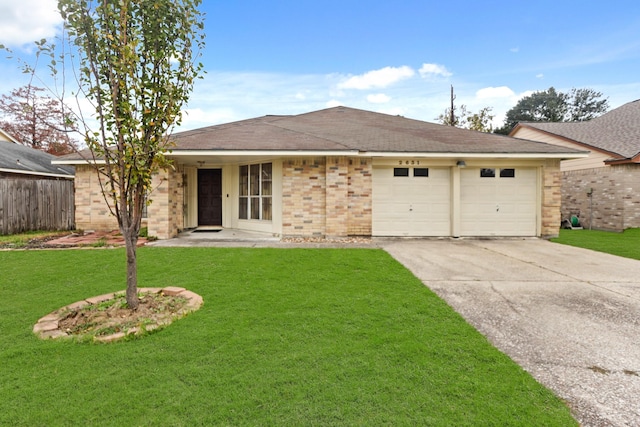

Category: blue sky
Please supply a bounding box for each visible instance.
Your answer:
[2,0,640,131]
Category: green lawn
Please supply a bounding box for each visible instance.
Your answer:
[551,228,640,260]
[0,248,576,426]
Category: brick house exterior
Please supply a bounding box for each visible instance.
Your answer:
[58,107,584,239]
[511,99,640,231]
[281,156,372,237]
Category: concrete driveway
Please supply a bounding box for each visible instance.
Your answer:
[381,238,640,427]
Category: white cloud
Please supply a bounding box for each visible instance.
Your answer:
[325,99,343,108]
[476,86,516,99]
[517,90,535,100]
[536,73,544,79]
[510,47,520,53]
[367,93,391,104]
[338,66,415,90]
[468,88,542,129]
[0,0,62,47]
[418,63,452,78]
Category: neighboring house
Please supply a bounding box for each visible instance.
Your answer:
[54,106,585,239]
[0,131,75,234]
[510,99,640,231]
[0,128,19,144]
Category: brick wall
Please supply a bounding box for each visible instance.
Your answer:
[281,156,373,237]
[282,158,327,236]
[74,165,119,231]
[75,164,182,238]
[541,160,562,238]
[561,164,640,231]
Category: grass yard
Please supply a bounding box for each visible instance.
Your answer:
[0,247,576,426]
[551,228,640,260]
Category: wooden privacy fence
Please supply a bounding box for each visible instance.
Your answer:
[0,178,75,235]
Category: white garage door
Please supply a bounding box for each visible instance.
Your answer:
[460,167,537,236]
[373,166,451,236]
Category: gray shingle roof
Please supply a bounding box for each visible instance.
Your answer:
[515,99,640,159]
[172,106,583,155]
[0,139,74,177]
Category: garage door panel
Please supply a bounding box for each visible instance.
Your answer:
[373,166,451,236]
[461,168,537,236]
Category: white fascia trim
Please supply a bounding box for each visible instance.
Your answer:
[364,152,589,159]
[52,159,106,165]
[168,150,360,157]
[52,150,588,164]
[0,167,74,179]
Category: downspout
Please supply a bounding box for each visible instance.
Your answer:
[587,187,593,230]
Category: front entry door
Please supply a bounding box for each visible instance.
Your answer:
[198,169,222,226]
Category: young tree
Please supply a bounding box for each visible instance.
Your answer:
[0,85,77,155]
[494,87,609,134]
[57,0,205,309]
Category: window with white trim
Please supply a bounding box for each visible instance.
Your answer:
[239,163,272,220]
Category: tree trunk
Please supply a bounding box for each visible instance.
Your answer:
[124,228,140,310]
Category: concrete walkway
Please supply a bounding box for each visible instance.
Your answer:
[147,228,374,248]
[381,238,640,427]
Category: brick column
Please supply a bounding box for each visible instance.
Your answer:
[541,160,561,238]
[147,167,183,239]
[325,156,349,236]
[347,157,372,236]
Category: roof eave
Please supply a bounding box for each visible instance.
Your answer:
[0,167,75,179]
[169,149,588,159]
[364,151,589,159]
[51,150,589,164]
[168,149,360,157]
[605,152,640,165]
[52,159,106,165]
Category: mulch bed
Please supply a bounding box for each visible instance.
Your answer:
[0,231,147,249]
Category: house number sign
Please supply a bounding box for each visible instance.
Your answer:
[398,160,421,165]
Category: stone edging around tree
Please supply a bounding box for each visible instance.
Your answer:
[33,287,204,343]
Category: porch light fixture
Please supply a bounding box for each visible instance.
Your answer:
[456,160,466,168]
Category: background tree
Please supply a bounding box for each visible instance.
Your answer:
[436,86,495,132]
[437,104,469,127]
[494,87,609,134]
[437,85,467,127]
[0,85,77,155]
[436,86,494,132]
[466,107,494,132]
[567,88,609,122]
[56,0,205,309]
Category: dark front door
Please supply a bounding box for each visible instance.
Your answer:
[198,169,222,226]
